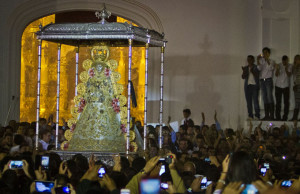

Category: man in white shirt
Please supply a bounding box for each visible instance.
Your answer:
[275,55,292,121]
[39,129,51,151]
[181,109,194,128]
[257,47,276,120]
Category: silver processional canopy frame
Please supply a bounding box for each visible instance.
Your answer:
[34,6,167,154]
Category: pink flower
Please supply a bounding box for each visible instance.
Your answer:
[64,142,69,150]
[78,106,84,113]
[80,98,86,106]
[104,68,110,77]
[121,124,127,133]
[88,68,95,77]
[112,98,120,113]
[70,124,76,132]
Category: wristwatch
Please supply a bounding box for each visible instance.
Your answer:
[140,169,147,175]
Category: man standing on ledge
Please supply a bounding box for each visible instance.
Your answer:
[257,47,275,120]
[274,55,292,121]
[242,55,260,120]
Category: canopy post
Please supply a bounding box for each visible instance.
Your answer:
[143,35,150,151]
[35,38,42,150]
[55,43,61,150]
[159,41,166,149]
[75,45,79,96]
[126,38,133,154]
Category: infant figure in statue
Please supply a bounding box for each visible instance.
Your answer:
[65,45,127,152]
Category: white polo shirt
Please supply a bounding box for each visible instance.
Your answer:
[275,63,292,88]
[257,58,275,79]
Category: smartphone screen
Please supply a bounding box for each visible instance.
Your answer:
[159,165,166,176]
[41,156,50,170]
[140,179,160,194]
[9,160,23,169]
[55,186,70,194]
[120,189,131,194]
[200,177,208,189]
[260,167,267,176]
[98,167,106,178]
[160,182,168,189]
[35,181,54,193]
[242,184,258,194]
[264,163,269,169]
[281,180,293,188]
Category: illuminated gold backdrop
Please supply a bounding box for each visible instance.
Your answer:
[20,15,145,124]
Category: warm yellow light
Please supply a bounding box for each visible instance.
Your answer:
[20,15,145,124]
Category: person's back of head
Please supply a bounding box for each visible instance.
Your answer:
[72,154,89,173]
[13,134,24,146]
[132,157,146,172]
[123,167,138,183]
[226,151,257,184]
[110,171,127,189]
[120,156,130,171]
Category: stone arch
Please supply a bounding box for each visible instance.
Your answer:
[5,0,163,121]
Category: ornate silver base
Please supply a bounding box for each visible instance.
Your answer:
[51,150,136,167]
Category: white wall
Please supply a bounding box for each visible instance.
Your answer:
[1,0,295,129]
[145,0,263,128]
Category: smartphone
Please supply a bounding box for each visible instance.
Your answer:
[98,167,106,178]
[242,184,258,194]
[161,182,168,189]
[41,156,50,170]
[35,181,54,193]
[281,180,293,188]
[55,186,70,194]
[9,160,23,169]
[159,165,166,176]
[260,167,267,176]
[120,189,131,194]
[264,163,269,169]
[204,158,211,163]
[200,177,208,189]
[140,179,160,194]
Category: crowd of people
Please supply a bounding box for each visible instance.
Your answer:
[242,47,300,121]
[0,108,300,194]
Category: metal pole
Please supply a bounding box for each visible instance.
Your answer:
[143,37,150,150]
[127,39,133,154]
[75,46,79,96]
[35,39,42,150]
[55,43,61,150]
[159,42,166,149]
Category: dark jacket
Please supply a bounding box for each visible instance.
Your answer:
[242,65,260,87]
